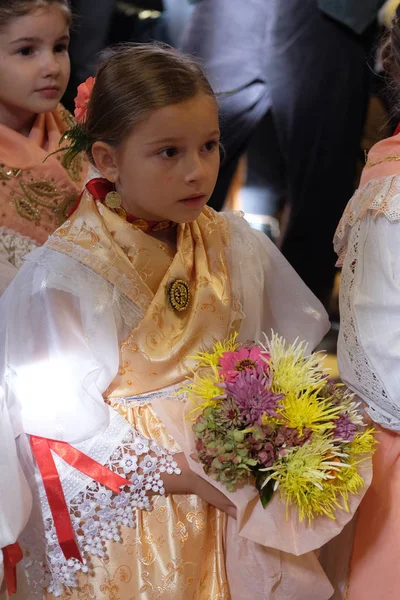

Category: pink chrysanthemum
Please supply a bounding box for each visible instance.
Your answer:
[225,370,282,425]
[219,346,270,383]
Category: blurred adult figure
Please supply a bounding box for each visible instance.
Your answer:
[182,0,384,307]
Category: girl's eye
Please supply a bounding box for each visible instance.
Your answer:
[54,43,68,53]
[203,140,218,152]
[159,147,179,159]
[17,46,34,57]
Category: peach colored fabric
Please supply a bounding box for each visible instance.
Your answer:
[360,131,400,187]
[347,426,400,599]
[0,106,87,246]
[334,132,400,266]
[335,132,400,598]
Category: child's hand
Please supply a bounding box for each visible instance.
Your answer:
[153,452,237,519]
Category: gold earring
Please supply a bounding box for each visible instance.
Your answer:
[104,190,122,210]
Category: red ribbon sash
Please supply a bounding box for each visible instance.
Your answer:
[30,436,129,562]
[3,542,23,596]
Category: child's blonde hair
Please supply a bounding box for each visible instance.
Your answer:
[0,0,71,30]
[83,43,216,161]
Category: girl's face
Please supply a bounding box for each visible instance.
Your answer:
[0,5,70,132]
[94,93,221,224]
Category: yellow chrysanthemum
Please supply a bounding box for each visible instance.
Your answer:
[260,413,281,428]
[182,368,223,419]
[260,429,376,522]
[189,333,239,369]
[262,333,327,396]
[261,437,350,522]
[278,389,341,435]
[348,428,377,458]
[330,462,366,512]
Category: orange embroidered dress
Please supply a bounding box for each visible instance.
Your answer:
[0,106,87,292]
[0,180,358,600]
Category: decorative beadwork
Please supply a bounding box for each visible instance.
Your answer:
[0,164,20,181]
[13,179,77,225]
[168,279,190,312]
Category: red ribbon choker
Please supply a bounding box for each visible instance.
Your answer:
[86,178,176,233]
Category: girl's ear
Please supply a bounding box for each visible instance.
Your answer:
[91,142,120,182]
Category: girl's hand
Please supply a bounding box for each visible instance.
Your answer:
[154,452,237,519]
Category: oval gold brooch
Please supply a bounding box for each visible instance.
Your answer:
[168,279,190,312]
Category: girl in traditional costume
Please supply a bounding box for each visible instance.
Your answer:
[325,9,400,599]
[0,44,364,600]
[0,0,87,293]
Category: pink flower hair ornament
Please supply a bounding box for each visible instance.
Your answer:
[74,76,95,124]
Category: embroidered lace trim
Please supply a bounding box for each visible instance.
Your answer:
[334,175,400,265]
[111,383,187,407]
[0,226,38,268]
[25,246,144,331]
[47,236,152,313]
[339,220,400,429]
[20,427,181,598]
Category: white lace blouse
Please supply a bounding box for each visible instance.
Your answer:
[335,174,400,431]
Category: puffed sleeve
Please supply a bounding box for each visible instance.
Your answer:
[0,246,180,596]
[225,211,330,348]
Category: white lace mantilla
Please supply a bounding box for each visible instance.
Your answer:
[46,235,152,315]
[334,175,400,264]
[0,226,38,269]
[20,424,180,598]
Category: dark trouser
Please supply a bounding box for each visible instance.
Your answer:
[63,0,115,112]
[204,2,374,307]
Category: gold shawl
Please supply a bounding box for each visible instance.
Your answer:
[48,187,241,396]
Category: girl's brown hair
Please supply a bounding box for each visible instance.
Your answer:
[83,43,216,158]
[381,6,400,83]
[0,0,72,30]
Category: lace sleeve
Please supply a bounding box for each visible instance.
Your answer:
[338,213,400,431]
[0,248,181,597]
[18,411,180,598]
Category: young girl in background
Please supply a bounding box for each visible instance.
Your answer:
[0,43,356,600]
[0,0,87,292]
[330,7,400,598]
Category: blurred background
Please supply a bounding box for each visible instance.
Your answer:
[63,0,400,376]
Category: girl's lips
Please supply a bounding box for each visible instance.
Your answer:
[179,194,207,207]
[36,87,60,99]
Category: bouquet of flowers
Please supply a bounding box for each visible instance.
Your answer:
[184,333,375,522]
